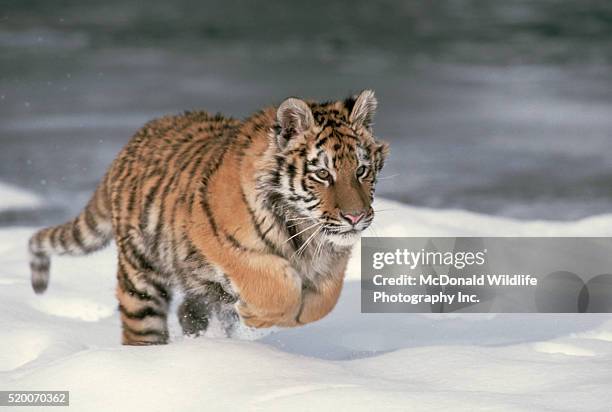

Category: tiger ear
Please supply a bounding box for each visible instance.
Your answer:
[276,98,314,149]
[375,141,390,171]
[349,89,377,130]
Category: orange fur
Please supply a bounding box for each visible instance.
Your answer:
[28,91,389,344]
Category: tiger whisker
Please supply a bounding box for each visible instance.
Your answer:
[314,230,327,259]
[366,220,381,237]
[377,174,399,180]
[283,221,321,244]
[312,231,324,259]
[285,216,314,222]
[297,227,321,259]
[292,224,322,260]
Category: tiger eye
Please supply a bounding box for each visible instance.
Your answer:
[315,169,330,180]
[356,165,367,177]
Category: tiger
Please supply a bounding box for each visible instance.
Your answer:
[28,90,389,345]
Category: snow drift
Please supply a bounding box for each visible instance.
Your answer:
[1,194,612,411]
[0,182,42,211]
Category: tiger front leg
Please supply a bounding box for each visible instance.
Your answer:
[295,274,344,325]
[230,255,303,328]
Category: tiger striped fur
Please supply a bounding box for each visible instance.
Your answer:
[28,90,389,345]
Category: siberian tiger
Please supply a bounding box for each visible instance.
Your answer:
[28,90,389,345]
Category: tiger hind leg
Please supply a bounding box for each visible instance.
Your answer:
[116,252,172,345]
[178,293,211,337]
[179,282,238,338]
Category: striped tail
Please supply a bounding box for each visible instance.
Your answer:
[28,183,113,294]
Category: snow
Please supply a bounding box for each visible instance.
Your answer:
[0,182,41,211]
[1,198,612,411]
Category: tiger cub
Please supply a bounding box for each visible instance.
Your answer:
[28,90,389,345]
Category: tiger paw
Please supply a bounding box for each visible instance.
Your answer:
[236,273,302,328]
[236,295,301,328]
[236,301,275,328]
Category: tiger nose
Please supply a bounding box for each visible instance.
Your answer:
[341,210,366,225]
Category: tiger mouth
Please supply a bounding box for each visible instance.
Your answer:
[322,225,363,236]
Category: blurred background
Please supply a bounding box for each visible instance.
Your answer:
[1,0,612,226]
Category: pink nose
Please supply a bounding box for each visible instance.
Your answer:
[341,211,365,225]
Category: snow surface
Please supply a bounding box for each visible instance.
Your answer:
[1,197,612,411]
[0,182,42,211]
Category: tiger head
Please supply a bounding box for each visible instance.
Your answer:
[272,90,389,247]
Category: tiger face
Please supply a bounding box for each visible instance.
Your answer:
[273,90,389,247]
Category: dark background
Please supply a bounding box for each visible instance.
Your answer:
[1,0,612,226]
